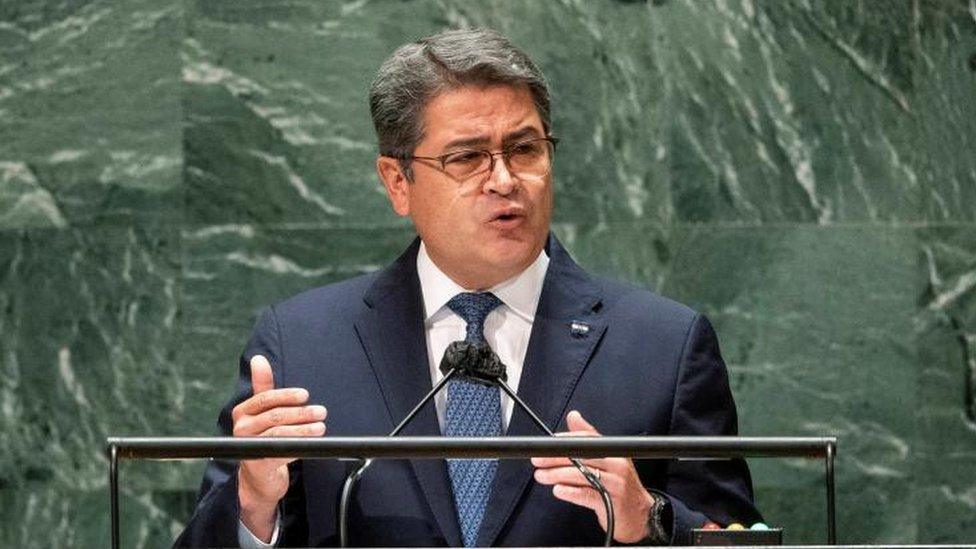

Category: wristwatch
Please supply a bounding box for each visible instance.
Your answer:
[644,493,673,545]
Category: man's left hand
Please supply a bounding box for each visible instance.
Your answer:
[531,410,656,543]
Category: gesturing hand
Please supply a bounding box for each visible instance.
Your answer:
[233,355,326,542]
[531,410,656,543]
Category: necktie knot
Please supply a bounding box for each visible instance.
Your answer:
[447,292,502,344]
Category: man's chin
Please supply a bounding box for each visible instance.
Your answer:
[479,240,542,275]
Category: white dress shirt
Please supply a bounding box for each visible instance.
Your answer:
[239,242,550,547]
[417,241,549,432]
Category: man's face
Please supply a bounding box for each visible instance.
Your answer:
[378,84,553,289]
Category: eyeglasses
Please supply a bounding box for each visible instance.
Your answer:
[400,136,558,185]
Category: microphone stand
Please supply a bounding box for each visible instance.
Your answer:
[493,378,614,547]
[337,342,614,547]
[338,367,459,547]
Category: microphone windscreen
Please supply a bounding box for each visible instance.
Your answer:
[438,341,508,384]
[472,346,507,382]
[439,340,479,375]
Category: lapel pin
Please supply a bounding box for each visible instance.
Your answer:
[570,321,590,338]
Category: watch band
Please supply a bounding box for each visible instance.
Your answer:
[644,494,672,545]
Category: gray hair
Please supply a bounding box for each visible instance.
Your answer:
[369,28,551,178]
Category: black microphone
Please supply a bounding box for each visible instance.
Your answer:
[438,339,507,384]
[443,342,615,547]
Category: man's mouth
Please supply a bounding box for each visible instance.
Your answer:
[487,208,526,227]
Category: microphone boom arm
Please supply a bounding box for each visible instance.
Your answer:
[494,378,615,547]
[339,368,459,546]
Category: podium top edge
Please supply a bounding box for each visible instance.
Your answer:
[105,436,838,461]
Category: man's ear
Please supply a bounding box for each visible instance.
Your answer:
[376,156,411,217]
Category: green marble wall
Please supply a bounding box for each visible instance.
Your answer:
[1,0,974,546]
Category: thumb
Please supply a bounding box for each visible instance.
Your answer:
[566,410,600,434]
[249,354,275,394]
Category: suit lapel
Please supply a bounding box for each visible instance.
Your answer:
[353,238,463,547]
[477,235,608,547]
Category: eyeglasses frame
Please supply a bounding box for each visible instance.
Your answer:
[396,136,559,183]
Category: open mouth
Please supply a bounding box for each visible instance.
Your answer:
[488,207,525,223]
[487,210,525,228]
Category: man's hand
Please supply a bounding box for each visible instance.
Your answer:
[531,410,656,543]
[233,355,327,542]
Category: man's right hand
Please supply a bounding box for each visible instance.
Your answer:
[233,354,327,542]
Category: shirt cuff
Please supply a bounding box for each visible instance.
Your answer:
[237,511,281,548]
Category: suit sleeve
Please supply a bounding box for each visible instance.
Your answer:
[173,306,309,548]
[655,313,763,545]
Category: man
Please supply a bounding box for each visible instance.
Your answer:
[176,28,761,547]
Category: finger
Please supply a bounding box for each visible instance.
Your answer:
[241,405,327,435]
[531,456,610,469]
[553,430,598,438]
[566,410,600,434]
[240,455,297,473]
[551,484,606,515]
[534,466,619,489]
[533,431,602,469]
[234,387,310,418]
[250,355,276,394]
[259,422,327,438]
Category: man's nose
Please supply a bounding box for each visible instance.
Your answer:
[482,153,516,195]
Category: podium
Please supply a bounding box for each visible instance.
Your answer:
[105,436,837,548]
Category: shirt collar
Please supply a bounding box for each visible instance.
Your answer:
[417,241,550,323]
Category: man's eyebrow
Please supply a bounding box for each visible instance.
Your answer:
[502,126,544,144]
[442,135,490,151]
[441,126,544,151]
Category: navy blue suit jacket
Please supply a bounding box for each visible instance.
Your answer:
[175,235,761,547]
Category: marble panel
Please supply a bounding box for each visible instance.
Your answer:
[914,5,976,221]
[0,224,189,547]
[563,222,919,543]
[657,0,921,223]
[182,0,412,227]
[916,226,976,542]
[0,468,203,548]
[0,0,183,227]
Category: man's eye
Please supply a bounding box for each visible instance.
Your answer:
[444,151,483,164]
[509,142,542,156]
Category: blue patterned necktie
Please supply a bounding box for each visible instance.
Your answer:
[444,292,503,547]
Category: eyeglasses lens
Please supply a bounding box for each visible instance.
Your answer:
[443,140,553,183]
